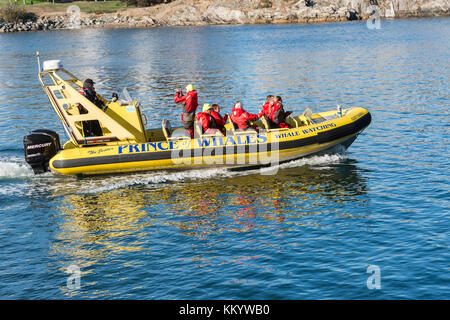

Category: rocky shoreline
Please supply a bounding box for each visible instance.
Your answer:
[1,0,449,33]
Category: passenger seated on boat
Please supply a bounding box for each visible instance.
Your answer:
[230,101,260,132]
[77,79,106,137]
[195,103,224,136]
[269,96,291,129]
[210,104,228,135]
[258,95,274,119]
[257,95,279,129]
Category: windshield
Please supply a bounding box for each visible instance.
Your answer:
[120,88,134,105]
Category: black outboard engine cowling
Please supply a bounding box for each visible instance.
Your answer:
[23,129,61,174]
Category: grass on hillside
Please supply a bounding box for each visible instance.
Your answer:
[0,1,131,15]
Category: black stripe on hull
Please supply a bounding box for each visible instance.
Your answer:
[52,112,371,169]
[228,134,359,172]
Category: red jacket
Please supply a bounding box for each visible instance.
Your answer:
[258,101,273,118]
[195,111,225,135]
[209,110,227,130]
[269,102,290,128]
[268,102,281,122]
[174,90,198,113]
[230,107,260,130]
[195,112,213,132]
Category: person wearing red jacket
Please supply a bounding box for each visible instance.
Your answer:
[195,103,224,136]
[230,101,261,131]
[210,104,228,135]
[257,95,280,128]
[268,96,291,128]
[174,84,198,138]
[258,95,274,118]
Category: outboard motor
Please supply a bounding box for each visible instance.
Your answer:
[23,129,61,174]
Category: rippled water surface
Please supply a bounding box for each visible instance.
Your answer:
[0,18,449,299]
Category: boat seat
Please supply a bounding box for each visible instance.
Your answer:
[260,116,289,132]
[194,121,221,138]
[301,108,314,125]
[162,119,190,141]
[285,115,299,128]
[227,114,256,135]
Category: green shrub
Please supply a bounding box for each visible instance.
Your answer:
[120,0,172,8]
[0,3,36,23]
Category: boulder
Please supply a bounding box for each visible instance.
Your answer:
[204,6,247,24]
[167,5,203,25]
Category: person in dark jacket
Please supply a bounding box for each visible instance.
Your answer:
[174,84,198,138]
[79,79,105,109]
[78,79,105,137]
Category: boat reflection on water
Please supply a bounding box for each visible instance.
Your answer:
[50,156,370,296]
[53,157,368,262]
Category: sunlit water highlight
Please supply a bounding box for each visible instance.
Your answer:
[0,18,448,299]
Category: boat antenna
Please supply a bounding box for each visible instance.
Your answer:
[36,51,41,73]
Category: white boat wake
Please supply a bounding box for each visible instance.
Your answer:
[81,152,348,194]
[0,151,348,196]
[0,158,34,180]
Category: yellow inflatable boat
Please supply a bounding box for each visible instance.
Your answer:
[24,60,371,176]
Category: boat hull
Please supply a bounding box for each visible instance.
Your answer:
[49,107,371,175]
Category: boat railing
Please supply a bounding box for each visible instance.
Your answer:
[38,66,148,147]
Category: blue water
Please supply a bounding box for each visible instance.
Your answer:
[0,18,449,299]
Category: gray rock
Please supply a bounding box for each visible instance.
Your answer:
[204,6,247,24]
[167,5,203,25]
[336,7,348,18]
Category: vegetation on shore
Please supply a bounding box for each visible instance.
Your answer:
[33,1,130,14]
[0,1,131,15]
[0,3,36,22]
[0,0,168,13]
[121,0,171,7]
